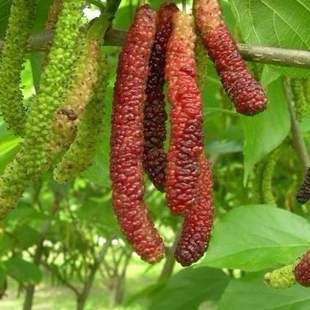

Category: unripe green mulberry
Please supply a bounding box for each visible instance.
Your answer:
[47,32,101,163]
[302,78,310,103]
[45,0,64,32]
[43,0,64,60]
[53,51,109,183]
[252,161,265,203]
[0,0,84,218]
[0,0,35,136]
[248,62,264,81]
[252,145,282,205]
[290,78,308,122]
[261,147,281,205]
[264,264,296,288]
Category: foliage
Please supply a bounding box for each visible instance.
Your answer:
[0,0,310,309]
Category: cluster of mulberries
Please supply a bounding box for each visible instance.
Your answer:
[111,3,213,266]
[0,0,110,218]
[110,0,270,265]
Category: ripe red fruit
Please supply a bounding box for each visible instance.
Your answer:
[110,4,165,263]
[165,11,205,216]
[294,249,310,286]
[174,154,214,266]
[194,0,268,116]
[164,11,214,266]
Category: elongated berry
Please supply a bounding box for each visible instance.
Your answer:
[0,0,35,136]
[174,154,214,266]
[110,4,165,263]
[302,78,310,103]
[296,167,310,204]
[48,32,101,163]
[194,0,267,116]
[0,0,84,218]
[261,147,281,205]
[143,3,179,192]
[53,51,109,183]
[252,161,265,203]
[45,0,63,32]
[165,11,204,215]
[290,78,308,122]
[294,249,310,286]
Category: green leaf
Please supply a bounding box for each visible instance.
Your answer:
[242,79,290,183]
[201,205,310,272]
[0,267,7,288]
[77,195,120,237]
[113,4,135,30]
[29,52,44,91]
[4,256,42,284]
[148,267,229,310]
[261,65,281,86]
[218,271,310,310]
[14,225,42,249]
[230,0,310,77]
[0,233,14,256]
[82,84,113,187]
[30,0,54,34]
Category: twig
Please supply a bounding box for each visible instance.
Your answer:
[1,29,310,68]
[41,260,80,295]
[238,43,310,68]
[158,228,181,282]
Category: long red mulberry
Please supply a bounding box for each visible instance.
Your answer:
[110,4,165,263]
[165,11,204,216]
[174,154,214,266]
[294,249,310,287]
[194,0,268,116]
[143,3,179,192]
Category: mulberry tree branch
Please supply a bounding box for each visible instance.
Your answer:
[238,43,310,68]
[1,29,310,68]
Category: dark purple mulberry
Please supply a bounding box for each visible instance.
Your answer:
[143,3,179,192]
